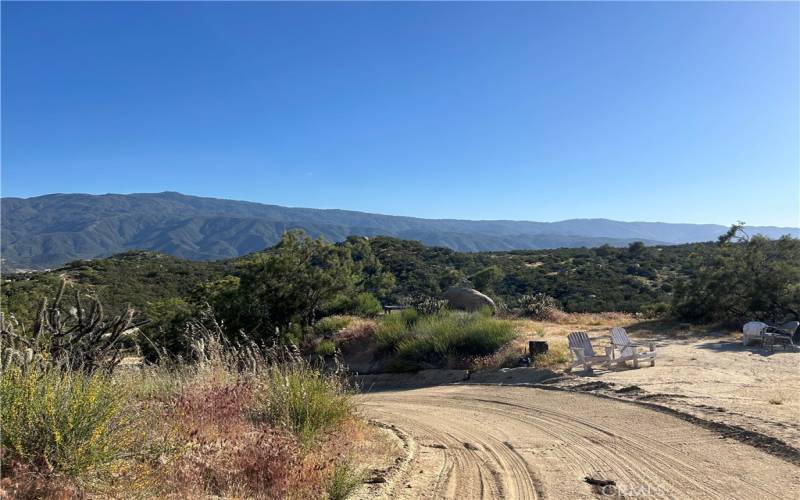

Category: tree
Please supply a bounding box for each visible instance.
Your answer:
[470,266,504,293]
[343,236,396,299]
[673,224,800,323]
[234,231,361,340]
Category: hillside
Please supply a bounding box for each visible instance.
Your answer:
[2,192,797,270]
[2,237,701,327]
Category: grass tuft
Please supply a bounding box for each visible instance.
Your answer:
[533,341,571,368]
[326,455,365,500]
[377,310,518,371]
[254,359,354,448]
[0,365,133,479]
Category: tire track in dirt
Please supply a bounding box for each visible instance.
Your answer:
[360,385,800,499]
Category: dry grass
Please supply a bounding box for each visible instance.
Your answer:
[336,317,378,345]
[532,341,571,369]
[1,332,369,499]
[467,342,528,371]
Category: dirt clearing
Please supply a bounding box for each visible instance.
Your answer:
[358,385,800,499]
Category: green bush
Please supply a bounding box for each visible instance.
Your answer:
[1,365,133,477]
[374,308,419,351]
[377,310,518,371]
[315,315,352,336]
[352,292,382,317]
[326,456,365,500]
[254,360,353,448]
[315,339,337,357]
[673,229,800,323]
[325,292,383,317]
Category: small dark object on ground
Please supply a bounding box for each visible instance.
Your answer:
[584,476,616,487]
[572,381,614,392]
[615,385,642,394]
[529,340,549,357]
[518,356,531,367]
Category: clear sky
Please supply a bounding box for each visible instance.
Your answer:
[2,2,798,227]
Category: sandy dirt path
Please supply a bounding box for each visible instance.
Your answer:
[359,385,800,499]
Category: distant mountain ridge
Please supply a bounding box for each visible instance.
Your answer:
[2,192,797,271]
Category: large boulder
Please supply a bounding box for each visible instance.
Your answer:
[443,287,496,312]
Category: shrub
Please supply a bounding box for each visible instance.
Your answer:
[384,311,518,371]
[374,308,419,352]
[335,318,377,345]
[315,339,337,357]
[672,228,800,324]
[325,456,365,500]
[0,280,146,373]
[0,365,132,478]
[352,292,383,317]
[327,292,383,317]
[518,293,563,321]
[254,359,354,447]
[400,295,448,315]
[315,315,352,336]
[167,378,302,499]
[468,342,527,371]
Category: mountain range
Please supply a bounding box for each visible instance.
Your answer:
[2,192,797,271]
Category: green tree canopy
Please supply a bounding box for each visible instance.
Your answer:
[673,225,800,324]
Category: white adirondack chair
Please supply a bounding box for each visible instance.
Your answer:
[567,331,614,372]
[609,327,656,368]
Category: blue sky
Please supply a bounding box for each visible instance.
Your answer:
[2,2,798,227]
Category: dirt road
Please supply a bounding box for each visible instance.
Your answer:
[359,385,800,499]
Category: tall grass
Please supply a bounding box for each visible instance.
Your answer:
[0,365,132,478]
[326,456,365,500]
[533,341,571,368]
[374,308,419,351]
[254,358,354,448]
[376,309,519,371]
[2,316,365,498]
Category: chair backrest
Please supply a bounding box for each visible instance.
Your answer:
[610,327,634,357]
[568,331,595,357]
[778,321,799,336]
